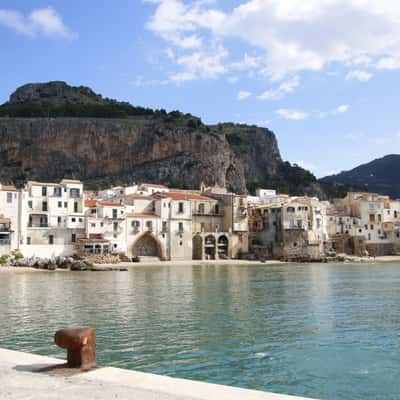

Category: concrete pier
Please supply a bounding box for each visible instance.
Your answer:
[0,348,316,400]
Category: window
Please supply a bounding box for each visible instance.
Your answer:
[370,224,374,230]
[71,234,76,243]
[57,216,62,225]
[71,217,76,222]
[113,222,118,231]
[162,221,167,232]
[132,220,140,228]
[395,211,398,218]
[70,188,80,198]
[100,222,104,227]
[112,209,118,219]
[287,207,295,213]
[74,202,78,213]
[28,200,33,209]
[146,221,153,230]
[178,202,184,213]
[42,187,47,197]
[79,218,82,222]
[42,201,48,212]
[91,223,96,228]
[49,235,54,245]
[58,201,62,208]
[178,222,184,232]
[27,237,31,245]
[90,208,96,214]
[215,204,219,214]
[198,203,205,214]
[64,202,67,208]
[53,187,62,197]
[368,233,371,240]
[6,192,12,203]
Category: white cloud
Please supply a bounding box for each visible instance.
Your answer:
[258,75,299,100]
[336,104,349,113]
[276,108,308,121]
[0,7,75,39]
[346,70,373,81]
[170,44,228,81]
[319,104,349,118]
[237,90,252,100]
[147,0,400,81]
[375,57,400,70]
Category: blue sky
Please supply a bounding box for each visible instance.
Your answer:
[1,0,400,178]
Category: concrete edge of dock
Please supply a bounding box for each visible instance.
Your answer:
[0,347,316,400]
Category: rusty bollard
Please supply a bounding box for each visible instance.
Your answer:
[54,327,96,370]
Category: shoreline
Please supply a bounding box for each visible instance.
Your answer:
[1,255,400,272]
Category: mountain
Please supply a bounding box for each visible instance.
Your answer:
[321,154,400,198]
[0,81,325,196]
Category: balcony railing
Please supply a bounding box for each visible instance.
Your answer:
[193,211,225,217]
[28,223,49,228]
[0,239,11,245]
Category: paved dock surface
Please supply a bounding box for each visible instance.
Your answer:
[0,348,315,400]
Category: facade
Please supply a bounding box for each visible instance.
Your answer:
[18,180,85,258]
[249,196,328,260]
[81,200,128,256]
[331,192,400,255]
[0,184,19,256]
[7,178,400,262]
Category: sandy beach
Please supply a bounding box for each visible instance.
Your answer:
[2,256,400,272]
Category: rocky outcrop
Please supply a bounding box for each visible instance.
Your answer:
[10,81,102,104]
[0,82,325,196]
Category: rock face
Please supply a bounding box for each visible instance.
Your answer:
[0,82,322,195]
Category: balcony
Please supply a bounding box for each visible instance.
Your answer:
[193,210,224,217]
[28,223,49,228]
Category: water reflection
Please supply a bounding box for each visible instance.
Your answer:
[0,263,399,400]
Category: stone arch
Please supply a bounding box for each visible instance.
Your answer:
[217,235,229,257]
[132,232,164,258]
[193,234,203,260]
[204,235,216,260]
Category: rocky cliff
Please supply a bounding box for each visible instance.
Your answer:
[0,82,323,195]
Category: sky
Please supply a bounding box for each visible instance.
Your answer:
[1,0,400,178]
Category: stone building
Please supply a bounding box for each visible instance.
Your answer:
[81,200,128,256]
[19,180,85,258]
[249,196,328,261]
[0,184,19,255]
[332,192,400,256]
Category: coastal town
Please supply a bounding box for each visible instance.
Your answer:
[1,179,399,264]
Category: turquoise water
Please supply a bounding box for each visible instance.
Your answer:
[0,263,399,399]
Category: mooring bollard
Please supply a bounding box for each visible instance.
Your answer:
[54,327,96,370]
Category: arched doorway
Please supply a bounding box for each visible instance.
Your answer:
[132,233,162,258]
[204,235,216,259]
[218,235,229,258]
[193,235,203,260]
